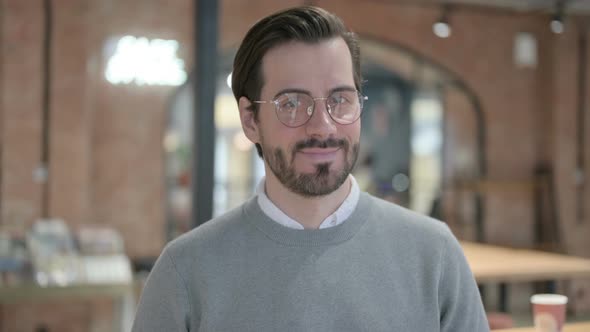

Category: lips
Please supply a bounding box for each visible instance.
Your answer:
[299,147,340,154]
[294,138,346,150]
[297,147,341,162]
[291,138,348,163]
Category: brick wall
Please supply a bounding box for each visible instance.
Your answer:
[1,0,44,236]
[1,0,193,330]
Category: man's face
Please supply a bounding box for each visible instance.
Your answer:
[241,37,361,197]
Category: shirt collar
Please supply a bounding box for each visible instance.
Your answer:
[256,175,360,230]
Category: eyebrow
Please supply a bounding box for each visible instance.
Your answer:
[273,85,357,99]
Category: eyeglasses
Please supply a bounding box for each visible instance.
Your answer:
[253,90,368,128]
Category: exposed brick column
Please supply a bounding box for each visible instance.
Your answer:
[1,0,44,232]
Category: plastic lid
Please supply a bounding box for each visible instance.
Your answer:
[530,294,568,305]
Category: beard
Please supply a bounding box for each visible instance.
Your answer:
[261,136,359,197]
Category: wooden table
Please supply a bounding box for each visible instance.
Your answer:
[461,241,590,312]
[0,282,135,332]
[461,241,590,283]
[493,321,590,331]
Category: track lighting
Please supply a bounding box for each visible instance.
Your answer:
[550,1,565,34]
[550,15,564,34]
[433,5,452,38]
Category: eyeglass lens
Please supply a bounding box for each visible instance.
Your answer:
[274,91,363,127]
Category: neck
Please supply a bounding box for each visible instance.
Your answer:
[264,173,351,229]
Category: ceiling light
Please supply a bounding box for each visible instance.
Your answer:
[433,22,451,38]
[433,5,452,39]
[550,15,564,34]
[226,73,232,89]
[550,1,565,34]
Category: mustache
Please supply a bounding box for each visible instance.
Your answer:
[294,138,348,151]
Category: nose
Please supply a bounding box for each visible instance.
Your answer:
[304,99,337,138]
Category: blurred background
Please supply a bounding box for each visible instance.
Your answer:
[0,0,589,331]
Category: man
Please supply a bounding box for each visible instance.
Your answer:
[132,6,489,331]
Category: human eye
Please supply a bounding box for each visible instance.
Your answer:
[274,93,310,126]
[277,94,300,111]
[330,91,354,105]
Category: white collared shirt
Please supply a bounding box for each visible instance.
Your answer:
[256,175,360,230]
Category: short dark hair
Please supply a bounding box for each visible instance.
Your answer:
[231,6,362,158]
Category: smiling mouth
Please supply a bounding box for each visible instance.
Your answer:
[291,138,348,163]
[299,147,340,154]
[297,147,341,162]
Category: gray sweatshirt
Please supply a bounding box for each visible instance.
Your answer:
[132,192,489,331]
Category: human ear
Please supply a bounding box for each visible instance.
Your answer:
[238,96,260,144]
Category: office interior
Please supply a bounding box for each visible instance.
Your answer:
[0,0,589,331]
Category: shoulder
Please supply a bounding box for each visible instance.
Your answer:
[363,193,453,240]
[358,193,462,261]
[161,198,255,266]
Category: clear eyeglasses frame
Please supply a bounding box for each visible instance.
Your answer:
[252,89,368,128]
